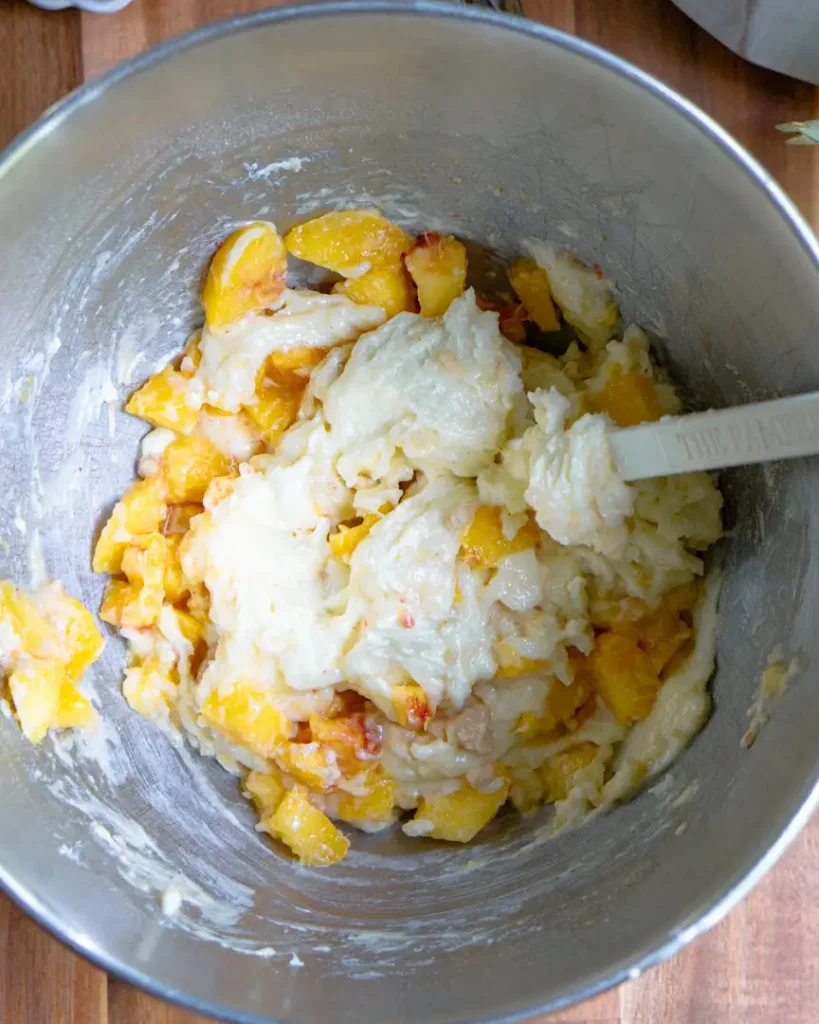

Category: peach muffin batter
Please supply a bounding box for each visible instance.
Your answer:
[0,211,722,866]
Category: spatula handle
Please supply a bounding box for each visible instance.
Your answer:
[610,391,819,481]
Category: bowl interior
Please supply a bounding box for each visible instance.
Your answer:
[1,7,819,1023]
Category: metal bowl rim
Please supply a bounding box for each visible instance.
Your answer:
[2,3,819,1021]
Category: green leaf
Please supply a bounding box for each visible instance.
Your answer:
[776,120,819,145]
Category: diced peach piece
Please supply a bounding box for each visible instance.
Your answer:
[475,296,530,344]
[123,656,178,720]
[34,584,104,682]
[261,787,350,866]
[243,768,287,816]
[508,766,550,814]
[203,476,235,507]
[498,303,529,344]
[244,368,305,448]
[92,476,167,574]
[99,579,133,628]
[335,774,397,831]
[8,656,63,743]
[639,612,692,676]
[494,642,549,680]
[200,683,292,759]
[179,330,202,376]
[161,435,232,503]
[308,712,381,773]
[163,502,203,535]
[541,743,597,802]
[411,777,509,843]
[275,741,340,791]
[54,676,97,731]
[590,595,651,637]
[334,265,416,319]
[405,232,467,317]
[542,673,595,732]
[328,514,381,564]
[588,373,663,428]
[514,673,593,737]
[162,533,189,604]
[171,606,206,648]
[461,506,540,568]
[284,209,413,278]
[391,682,432,729]
[125,366,201,434]
[265,346,331,373]
[185,584,211,626]
[587,632,662,725]
[508,258,560,332]
[107,533,167,629]
[592,584,695,675]
[202,221,288,329]
[0,581,57,657]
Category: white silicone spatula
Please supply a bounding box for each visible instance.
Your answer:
[609,391,819,481]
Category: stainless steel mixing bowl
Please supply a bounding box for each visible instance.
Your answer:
[2,4,819,1022]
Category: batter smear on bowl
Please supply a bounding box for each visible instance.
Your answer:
[0,211,723,866]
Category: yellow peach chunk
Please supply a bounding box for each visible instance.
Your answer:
[405,232,467,316]
[391,682,432,729]
[202,221,287,329]
[587,632,662,725]
[200,683,292,759]
[475,296,529,344]
[308,712,381,774]
[461,506,540,568]
[162,533,189,604]
[587,373,663,428]
[265,346,331,373]
[261,787,350,866]
[34,584,104,683]
[117,533,167,629]
[99,579,134,628]
[541,743,598,802]
[125,366,201,434]
[327,514,381,563]
[592,585,695,676]
[123,656,178,721]
[411,778,509,843]
[100,539,166,631]
[334,265,416,319]
[54,676,97,731]
[494,642,549,681]
[335,775,397,831]
[507,766,550,815]
[163,502,203,535]
[243,769,287,817]
[244,368,305,448]
[185,584,211,626]
[0,581,57,658]
[508,258,560,332]
[639,612,692,676]
[8,656,63,743]
[93,476,167,574]
[179,330,202,377]
[161,435,232,503]
[275,741,340,791]
[285,209,413,278]
[171,607,206,650]
[514,673,593,737]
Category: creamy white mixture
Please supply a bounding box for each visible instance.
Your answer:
[141,282,722,818]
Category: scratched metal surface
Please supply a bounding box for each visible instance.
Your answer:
[2,6,819,1023]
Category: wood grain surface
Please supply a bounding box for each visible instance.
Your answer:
[2,0,819,1021]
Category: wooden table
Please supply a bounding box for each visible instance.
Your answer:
[2,0,819,1020]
